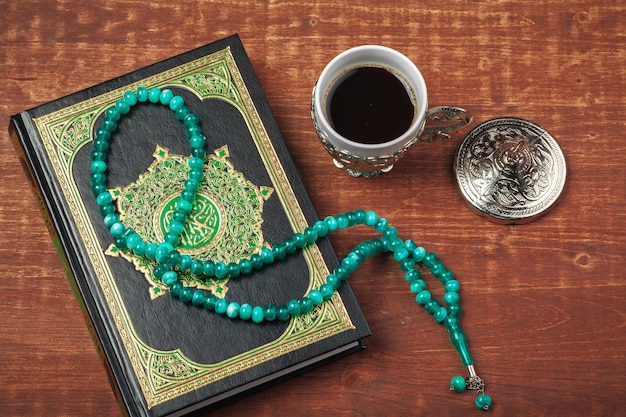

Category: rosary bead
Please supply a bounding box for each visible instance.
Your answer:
[126,233,142,249]
[99,203,115,217]
[93,138,110,152]
[188,156,204,170]
[313,220,328,237]
[287,299,301,316]
[202,259,215,277]
[105,106,121,121]
[134,240,147,256]
[251,306,265,323]
[382,225,398,239]
[115,99,131,115]
[292,233,307,249]
[423,252,438,268]
[175,105,191,121]
[90,160,107,173]
[450,375,467,393]
[227,262,240,278]
[374,217,389,233]
[159,89,174,106]
[438,269,454,283]
[335,213,349,229]
[405,269,420,283]
[136,86,148,102]
[239,258,252,274]
[162,271,178,286]
[239,303,252,320]
[345,211,357,227]
[308,289,324,305]
[326,273,340,290]
[180,190,195,202]
[183,113,199,127]
[215,298,228,314]
[393,248,409,262]
[114,236,127,249]
[190,260,203,275]
[123,91,137,107]
[433,307,448,323]
[203,294,217,311]
[272,243,287,260]
[319,284,335,300]
[445,279,460,292]
[188,169,204,182]
[364,210,378,226]
[153,264,168,280]
[191,148,206,159]
[430,261,444,277]
[90,150,107,163]
[400,258,415,273]
[228,301,242,318]
[186,125,202,139]
[169,95,185,111]
[260,247,274,264]
[340,256,358,273]
[283,238,297,254]
[191,290,207,306]
[425,299,440,314]
[404,239,417,252]
[189,134,206,150]
[412,246,426,262]
[410,279,427,294]
[250,254,263,269]
[304,226,318,243]
[334,265,349,281]
[109,222,125,237]
[168,220,184,236]
[145,243,158,259]
[353,208,366,224]
[277,305,290,321]
[214,262,228,279]
[444,292,460,305]
[324,215,338,232]
[155,243,174,263]
[179,287,194,303]
[167,249,182,267]
[415,290,431,305]
[103,213,119,228]
[299,297,314,313]
[175,199,193,213]
[475,393,492,410]
[148,87,161,103]
[264,304,277,321]
[179,255,192,271]
[447,304,463,317]
[170,281,183,298]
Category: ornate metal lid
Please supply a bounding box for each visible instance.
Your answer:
[454,118,566,224]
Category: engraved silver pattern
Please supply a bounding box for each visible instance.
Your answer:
[455,118,566,223]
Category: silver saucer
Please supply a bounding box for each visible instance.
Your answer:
[454,118,566,224]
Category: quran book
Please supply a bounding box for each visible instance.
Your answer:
[9,34,371,417]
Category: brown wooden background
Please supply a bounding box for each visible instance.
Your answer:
[1,1,625,416]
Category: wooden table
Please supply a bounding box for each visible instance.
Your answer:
[2,1,625,416]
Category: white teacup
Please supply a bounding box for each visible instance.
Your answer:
[312,45,470,177]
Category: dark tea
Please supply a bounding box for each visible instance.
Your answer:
[329,66,415,144]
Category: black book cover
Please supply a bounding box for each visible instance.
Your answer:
[9,34,371,417]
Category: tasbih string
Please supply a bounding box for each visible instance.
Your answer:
[89,86,492,411]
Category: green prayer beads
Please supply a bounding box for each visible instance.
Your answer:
[91,87,491,412]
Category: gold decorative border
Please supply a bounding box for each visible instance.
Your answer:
[33,46,355,408]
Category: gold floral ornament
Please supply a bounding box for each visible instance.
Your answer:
[106,145,273,298]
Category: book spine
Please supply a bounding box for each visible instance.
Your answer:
[8,115,133,417]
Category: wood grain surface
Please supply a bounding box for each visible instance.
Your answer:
[1,1,625,416]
